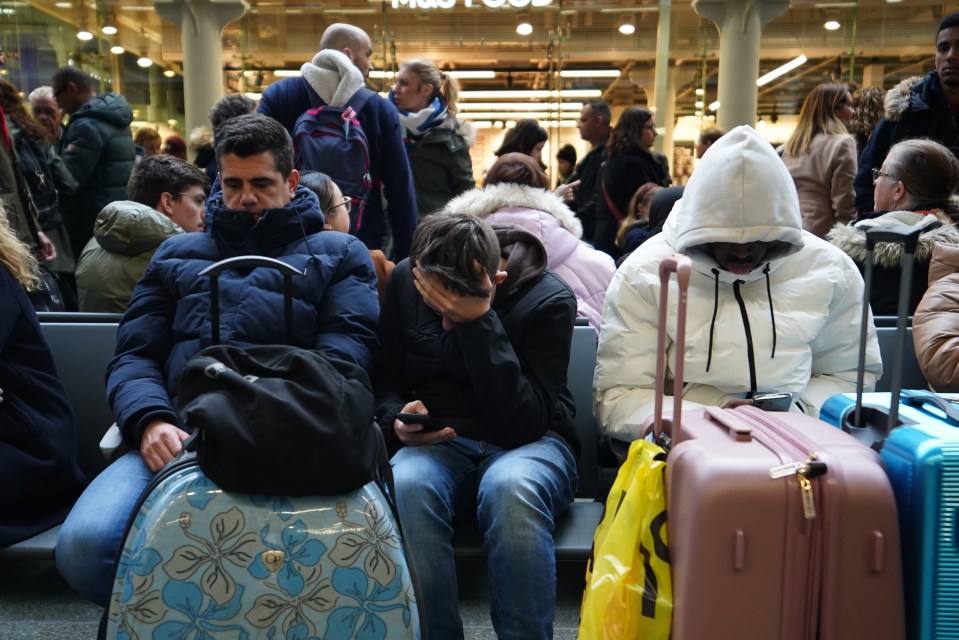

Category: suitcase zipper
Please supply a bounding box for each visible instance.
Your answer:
[731,407,827,640]
[769,456,827,520]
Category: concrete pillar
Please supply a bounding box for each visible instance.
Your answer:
[154,0,247,135]
[652,0,672,155]
[693,0,789,130]
[862,64,885,89]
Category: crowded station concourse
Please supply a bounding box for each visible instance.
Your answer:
[0,2,952,637]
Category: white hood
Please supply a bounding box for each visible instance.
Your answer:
[666,125,805,281]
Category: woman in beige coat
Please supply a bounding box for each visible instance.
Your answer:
[780,84,858,238]
[913,242,959,391]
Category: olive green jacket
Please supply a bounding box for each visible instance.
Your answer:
[75,200,182,312]
[406,116,475,217]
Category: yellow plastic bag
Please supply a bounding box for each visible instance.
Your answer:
[579,438,671,639]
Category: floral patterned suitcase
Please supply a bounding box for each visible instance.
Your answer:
[105,455,422,640]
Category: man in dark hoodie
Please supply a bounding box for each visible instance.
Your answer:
[375,213,578,639]
[50,65,135,258]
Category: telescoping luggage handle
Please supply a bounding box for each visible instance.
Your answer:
[199,255,305,346]
[850,225,921,445]
[651,254,691,447]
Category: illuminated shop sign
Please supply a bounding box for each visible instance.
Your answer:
[392,0,553,8]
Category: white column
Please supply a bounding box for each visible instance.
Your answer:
[153,0,248,135]
[652,0,672,155]
[693,0,789,130]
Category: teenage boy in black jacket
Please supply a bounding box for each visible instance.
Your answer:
[375,214,578,640]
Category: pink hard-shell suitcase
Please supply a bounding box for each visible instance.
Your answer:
[648,256,905,640]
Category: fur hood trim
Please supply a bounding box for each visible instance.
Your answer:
[457,119,477,147]
[433,115,477,147]
[827,209,959,267]
[884,75,922,122]
[444,182,582,237]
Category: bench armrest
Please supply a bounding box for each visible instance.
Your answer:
[99,424,123,460]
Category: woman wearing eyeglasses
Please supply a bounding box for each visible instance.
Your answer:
[300,170,394,303]
[780,83,858,239]
[593,107,670,257]
[827,138,959,315]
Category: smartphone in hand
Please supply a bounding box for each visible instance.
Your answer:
[396,412,446,432]
[752,392,793,412]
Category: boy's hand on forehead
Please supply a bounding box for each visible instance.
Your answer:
[413,261,492,331]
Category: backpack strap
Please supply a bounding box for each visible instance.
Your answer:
[305,84,377,114]
[602,177,625,223]
[345,87,377,116]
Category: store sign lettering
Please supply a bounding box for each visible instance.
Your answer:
[392,0,553,8]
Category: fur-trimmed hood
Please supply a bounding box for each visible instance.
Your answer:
[827,209,959,267]
[884,75,926,123]
[422,114,477,147]
[444,182,582,237]
[454,118,477,147]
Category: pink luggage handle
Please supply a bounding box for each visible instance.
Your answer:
[652,255,692,445]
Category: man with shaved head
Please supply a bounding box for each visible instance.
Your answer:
[259,22,417,260]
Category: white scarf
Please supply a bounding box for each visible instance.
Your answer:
[299,50,366,107]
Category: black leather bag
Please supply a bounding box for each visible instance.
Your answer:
[177,344,379,496]
[174,254,378,496]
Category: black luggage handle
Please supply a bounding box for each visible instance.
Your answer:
[851,225,921,444]
[199,256,305,345]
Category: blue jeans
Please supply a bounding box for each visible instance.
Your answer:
[56,452,155,607]
[392,434,578,640]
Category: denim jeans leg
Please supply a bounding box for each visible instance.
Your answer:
[392,441,478,640]
[478,436,578,640]
[55,452,154,607]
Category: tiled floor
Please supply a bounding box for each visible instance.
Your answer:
[0,556,586,639]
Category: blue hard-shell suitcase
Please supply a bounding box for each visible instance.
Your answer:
[821,390,959,640]
[822,226,959,639]
[105,454,422,639]
[104,255,423,639]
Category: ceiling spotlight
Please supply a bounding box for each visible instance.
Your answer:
[824,20,841,30]
[708,100,720,111]
[695,88,704,96]
[110,45,124,54]
[101,25,117,35]
[163,69,175,78]
[137,56,153,68]
[695,100,704,108]
[77,30,94,41]
[516,22,533,36]
[618,17,635,35]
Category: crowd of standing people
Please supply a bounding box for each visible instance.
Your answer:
[4,12,959,640]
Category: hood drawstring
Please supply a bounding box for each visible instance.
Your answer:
[706,268,720,372]
[733,279,758,396]
[705,264,778,384]
[293,204,321,271]
[763,263,777,359]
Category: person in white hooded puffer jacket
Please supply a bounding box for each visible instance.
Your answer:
[594,125,883,442]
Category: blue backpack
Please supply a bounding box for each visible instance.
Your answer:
[293,87,376,234]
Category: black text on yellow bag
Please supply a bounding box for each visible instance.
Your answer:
[579,438,672,639]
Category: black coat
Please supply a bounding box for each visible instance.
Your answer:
[0,266,86,546]
[375,231,579,455]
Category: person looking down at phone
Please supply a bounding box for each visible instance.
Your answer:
[375,213,578,639]
[594,125,883,443]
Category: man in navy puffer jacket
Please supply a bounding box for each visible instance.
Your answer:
[55,114,380,607]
